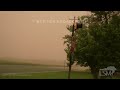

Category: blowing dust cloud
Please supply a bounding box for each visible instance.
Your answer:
[0,11,90,65]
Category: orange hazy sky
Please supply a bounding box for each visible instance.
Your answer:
[0,11,90,65]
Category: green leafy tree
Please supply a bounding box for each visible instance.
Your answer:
[63,11,120,79]
[75,11,120,79]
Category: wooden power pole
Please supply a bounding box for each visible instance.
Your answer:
[68,16,82,79]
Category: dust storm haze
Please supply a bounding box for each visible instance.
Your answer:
[0,11,90,65]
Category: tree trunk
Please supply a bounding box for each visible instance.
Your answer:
[91,67,99,79]
[68,64,72,79]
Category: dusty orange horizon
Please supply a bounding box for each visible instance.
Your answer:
[0,11,90,65]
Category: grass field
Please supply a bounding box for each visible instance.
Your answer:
[0,71,93,79]
[0,64,92,79]
[0,59,120,79]
[0,71,120,79]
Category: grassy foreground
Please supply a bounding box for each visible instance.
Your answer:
[0,71,93,79]
[0,71,120,79]
[0,59,120,79]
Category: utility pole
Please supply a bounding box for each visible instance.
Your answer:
[68,16,82,79]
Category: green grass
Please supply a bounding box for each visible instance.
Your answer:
[0,61,93,79]
[0,70,120,79]
[0,71,94,79]
[0,59,120,79]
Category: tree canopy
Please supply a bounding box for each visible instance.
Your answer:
[63,11,120,79]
